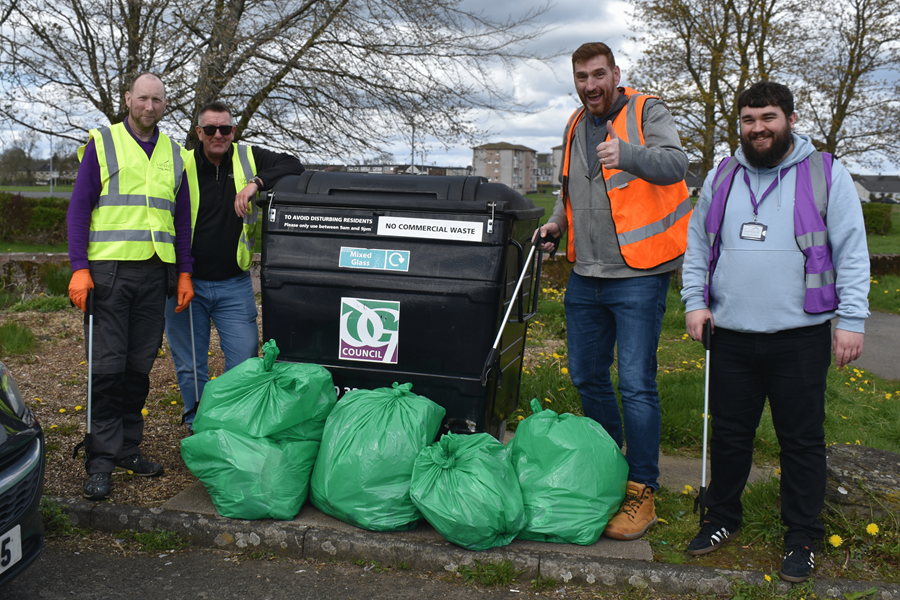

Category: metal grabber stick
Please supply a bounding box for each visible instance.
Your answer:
[86,288,94,439]
[189,303,199,414]
[696,318,712,524]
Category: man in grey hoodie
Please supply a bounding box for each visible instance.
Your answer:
[533,42,691,541]
[680,81,869,583]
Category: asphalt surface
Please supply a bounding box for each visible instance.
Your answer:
[3,543,555,600]
[847,311,900,381]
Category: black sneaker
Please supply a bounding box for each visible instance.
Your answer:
[779,544,815,583]
[83,473,111,501]
[686,520,740,556]
[115,454,164,477]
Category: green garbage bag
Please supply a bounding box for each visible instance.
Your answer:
[508,399,628,545]
[193,340,336,440]
[410,433,525,551]
[181,428,318,520]
[310,382,445,532]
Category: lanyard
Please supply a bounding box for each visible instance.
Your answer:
[742,168,788,221]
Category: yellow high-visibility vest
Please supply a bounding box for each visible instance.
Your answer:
[185,143,258,271]
[78,122,187,264]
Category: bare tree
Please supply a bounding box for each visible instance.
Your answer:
[0,0,555,160]
[793,0,900,167]
[627,0,898,174]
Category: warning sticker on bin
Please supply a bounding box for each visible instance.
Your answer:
[339,247,410,272]
[377,216,483,242]
[276,210,376,233]
[339,298,400,364]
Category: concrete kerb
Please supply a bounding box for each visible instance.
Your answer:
[54,496,900,598]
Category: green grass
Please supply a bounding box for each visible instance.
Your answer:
[1,241,69,253]
[866,206,900,255]
[0,321,36,355]
[9,295,71,312]
[457,559,525,586]
[120,529,189,553]
[40,497,88,537]
[869,273,900,314]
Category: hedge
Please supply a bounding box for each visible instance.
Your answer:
[0,193,69,245]
[862,203,893,236]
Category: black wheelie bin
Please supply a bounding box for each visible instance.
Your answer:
[258,171,543,439]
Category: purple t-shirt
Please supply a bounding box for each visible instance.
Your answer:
[67,118,193,273]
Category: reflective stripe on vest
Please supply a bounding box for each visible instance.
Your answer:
[186,143,258,271]
[561,90,691,269]
[82,123,183,264]
[705,152,838,314]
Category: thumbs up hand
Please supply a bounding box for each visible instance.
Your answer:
[596,120,620,170]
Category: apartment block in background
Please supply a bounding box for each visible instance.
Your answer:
[472,142,537,194]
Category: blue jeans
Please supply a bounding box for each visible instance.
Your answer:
[564,270,670,490]
[165,273,260,424]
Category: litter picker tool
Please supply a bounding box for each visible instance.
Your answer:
[73,288,94,461]
[189,302,200,415]
[694,318,712,523]
[481,242,542,386]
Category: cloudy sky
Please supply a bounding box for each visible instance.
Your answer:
[385,0,637,168]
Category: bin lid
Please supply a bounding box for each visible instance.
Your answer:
[266,171,544,220]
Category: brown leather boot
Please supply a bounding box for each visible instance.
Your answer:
[603,481,658,540]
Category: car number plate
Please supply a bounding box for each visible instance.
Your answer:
[0,524,22,575]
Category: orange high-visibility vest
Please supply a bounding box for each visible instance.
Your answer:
[561,88,691,269]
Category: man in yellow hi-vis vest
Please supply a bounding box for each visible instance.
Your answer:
[165,101,305,433]
[67,73,195,501]
[532,43,690,541]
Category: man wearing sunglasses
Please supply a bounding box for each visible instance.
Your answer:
[164,101,305,433]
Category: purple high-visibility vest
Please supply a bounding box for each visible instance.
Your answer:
[704,152,838,314]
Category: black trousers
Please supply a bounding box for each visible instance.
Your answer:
[82,259,167,474]
[705,322,831,546]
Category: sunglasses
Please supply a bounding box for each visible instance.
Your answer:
[200,124,234,136]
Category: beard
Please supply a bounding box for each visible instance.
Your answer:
[740,124,794,168]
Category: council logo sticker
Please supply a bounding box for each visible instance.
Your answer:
[339,298,399,364]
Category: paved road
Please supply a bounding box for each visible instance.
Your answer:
[2,541,673,600]
[851,311,900,381]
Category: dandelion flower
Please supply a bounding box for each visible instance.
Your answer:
[75,405,82,411]
[561,367,569,375]
[50,425,57,429]
[517,415,524,421]
[829,535,843,547]
[544,397,552,404]
[141,408,149,416]
[850,378,856,382]
[867,523,879,535]
[774,468,782,476]
[764,574,771,582]
[171,401,177,405]
[35,398,41,402]
[59,408,66,413]
[552,353,561,359]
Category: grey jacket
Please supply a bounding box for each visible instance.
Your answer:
[548,97,690,278]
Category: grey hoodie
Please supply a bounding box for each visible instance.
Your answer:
[681,133,870,334]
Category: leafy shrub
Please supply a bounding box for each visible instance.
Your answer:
[862,203,893,236]
[0,193,69,244]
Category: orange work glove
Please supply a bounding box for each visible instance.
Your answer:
[68,269,94,312]
[175,272,194,313]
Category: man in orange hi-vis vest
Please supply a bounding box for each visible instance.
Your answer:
[533,42,690,541]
